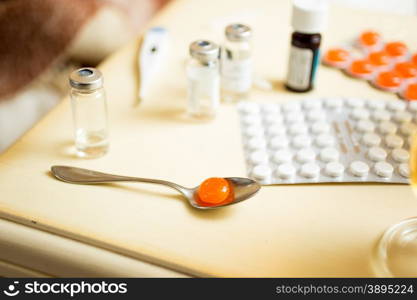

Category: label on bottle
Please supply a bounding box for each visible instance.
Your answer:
[221,58,252,93]
[286,46,314,90]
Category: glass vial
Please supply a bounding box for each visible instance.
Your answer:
[186,40,220,119]
[285,0,328,92]
[221,23,253,102]
[69,67,109,158]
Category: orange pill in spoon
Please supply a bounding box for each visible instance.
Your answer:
[323,48,351,68]
[394,62,417,80]
[403,83,417,101]
[368,51,391,69]
[359,30,382,51]
[346,59,375,79]
[197,177,233,206]
[385,41,408,61]
[373,71,403,92]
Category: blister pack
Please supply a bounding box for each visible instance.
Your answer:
[237,98,415,185]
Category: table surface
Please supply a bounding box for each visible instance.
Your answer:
[1,0,417,277]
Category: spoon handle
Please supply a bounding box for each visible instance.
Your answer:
[51,165,187,194]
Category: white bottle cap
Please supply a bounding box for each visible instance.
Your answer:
[291,0,328,34]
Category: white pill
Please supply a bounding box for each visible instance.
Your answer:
[252,165,272,180]
[393,111,412,123]
[300,162,321,178]
[391,148,409,163]
[320,147,339,162]
[266,124,286,136]
[244,125,264,138]
[374,161,394,178]
[356,120,375,133]
[269,135,289,150]
[367,146,387,162]
[307,109,326,122]
[372,109,391,122]
[315,133,335,147]
[264,113,284,125]
[385,134,404,148]
[296,148,316,163]
[303,99,322,110]
[292,134,312,148]
[362,133,381,147]
[398,163,410,178]
[351,108,370,120]
[324,98,343,109]
[387,100,406,111]
[346,98,365,108]
[238,102,260,114]
[242,114,262,126]
[349,161,369,177]
[325,162,345,177]
[249,150,269,164]
[400,123,417,136]
[408,101,417,112]
[261,103,280,114]
[285,111,304,123]
[311,121,331,134]
[247,137,267,150]
[288,122,309,135]
[367,99,386,110]
[379,121,397,134]
[282,102,301,112]
[272,149,293,164]
[275,163,296,179]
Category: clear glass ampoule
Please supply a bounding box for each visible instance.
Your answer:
[221,23,252,102]
[69,67,109,158]
[186,40,220,120]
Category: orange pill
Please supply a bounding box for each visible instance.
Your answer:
[368,51,391,68]
[394,62,417,79]
[385,42,408,59]
[374,71,403,92]
[347,59,374,79]
[197,177,233,206]
[323,48,350,68]
[412,53,417,66]
[403,83,417,101]
[359,30,382,48]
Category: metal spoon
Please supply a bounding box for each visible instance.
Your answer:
[50,165,261,209]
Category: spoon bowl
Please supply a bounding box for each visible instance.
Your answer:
[51,166,261,209]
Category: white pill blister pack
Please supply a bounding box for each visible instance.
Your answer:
[237,98,416,185]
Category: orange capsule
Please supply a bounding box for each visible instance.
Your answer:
[385,42,408,60]
[323,48,351,68]
[368,51,391,69]
[373,71,403,92]
[394,62,417,79]
[196,177,233,206]
[346,59,375,79]
[359,30,382,50]
[403,83,417,101]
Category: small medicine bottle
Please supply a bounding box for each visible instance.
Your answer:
[69,67,109,158]
[186,40,220,119]
[221,23,252,102]
[285,0,328,92]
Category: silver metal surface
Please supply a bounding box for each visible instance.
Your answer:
[51,166,260,210]
[189,40,220,63]
[225,24,252,42]
[69,68,103,91]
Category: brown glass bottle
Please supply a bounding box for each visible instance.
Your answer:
[285,32,322,92]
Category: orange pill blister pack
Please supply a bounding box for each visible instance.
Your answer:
[322,30,417,101]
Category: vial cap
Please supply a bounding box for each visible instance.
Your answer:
[189,40,220,62]
[225,23,252,42]
[291,0,328,34]
[69,68,103,91]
